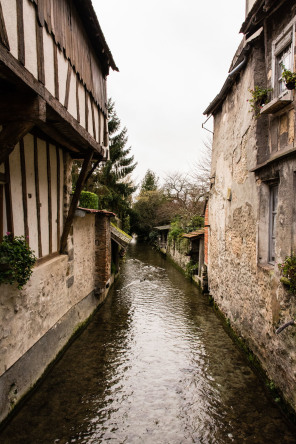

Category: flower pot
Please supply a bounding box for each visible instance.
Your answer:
[285,81,295,90]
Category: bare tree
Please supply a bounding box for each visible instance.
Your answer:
[191,135,212,195]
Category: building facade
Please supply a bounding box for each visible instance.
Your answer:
[0,0,118,422]
[204,0,296,411]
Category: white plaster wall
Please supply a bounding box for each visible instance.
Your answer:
[1,0,18,58]
[57,48,68,107]
[23,134,38,257]
[50,144,58,252]
[67,69,77,120]
[9,144,24,237]
[38,139,49,256]
[23,0,38,79]
[43,27,55,96]
[77,82,86,128]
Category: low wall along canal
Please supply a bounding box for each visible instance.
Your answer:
[0,243,295,443]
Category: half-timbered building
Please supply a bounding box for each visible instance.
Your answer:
[0,0,118,422]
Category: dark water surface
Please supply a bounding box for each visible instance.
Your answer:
[1,243,296,443]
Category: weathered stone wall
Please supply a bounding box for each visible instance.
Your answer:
[95,214,112,294]
[0,211,111,422]
[166,239,191,270]
[208,22,296,410]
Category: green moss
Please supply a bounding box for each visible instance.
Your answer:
[111,222,132,240]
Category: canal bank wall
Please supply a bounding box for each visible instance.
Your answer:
[0,211,117,424]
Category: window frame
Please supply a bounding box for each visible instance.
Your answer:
[272,19,296,99]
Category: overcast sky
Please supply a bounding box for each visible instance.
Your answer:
[93,1,245,185]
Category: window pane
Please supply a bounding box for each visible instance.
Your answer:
[277,45,292,95]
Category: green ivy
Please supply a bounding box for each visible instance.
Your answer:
[279,253,296,294]
[79,191,99,209]
[185,260,199,279]
[0,234,37,289]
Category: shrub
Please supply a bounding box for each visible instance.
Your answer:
[79,191,99,209]
[0,233,37,289]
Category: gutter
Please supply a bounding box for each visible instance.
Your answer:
[203,26,263,119]
[203,53,248,117]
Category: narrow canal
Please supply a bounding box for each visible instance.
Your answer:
[1,243,296,443]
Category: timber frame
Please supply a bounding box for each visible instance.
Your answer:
[0,0,118,256]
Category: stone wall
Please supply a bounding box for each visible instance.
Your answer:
[0,211,113,423]
[208,22,296,410]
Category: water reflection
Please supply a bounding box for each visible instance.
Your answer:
[1,243,295,443]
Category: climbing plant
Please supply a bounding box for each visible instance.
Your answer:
[0,234,37,289]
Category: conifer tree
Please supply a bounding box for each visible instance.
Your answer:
[87,99,137,230]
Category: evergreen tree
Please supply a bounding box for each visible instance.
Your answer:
[86,100,137,229]
[140,169,159,194]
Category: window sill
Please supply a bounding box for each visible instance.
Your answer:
[257,262,274,271]
[260,91,293,114]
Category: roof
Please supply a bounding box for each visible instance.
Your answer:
[111,224,132,249]
[76,207,115,217]
[154,225,171,231]
[203,28,263,116]
[182,229,205,239]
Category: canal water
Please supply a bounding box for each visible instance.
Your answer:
[1,243,296,444]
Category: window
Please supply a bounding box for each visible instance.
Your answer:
[273,24,294,98]
[276,44,292,96]
[269,185,278,264]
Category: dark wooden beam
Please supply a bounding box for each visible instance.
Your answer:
[76,75,80,123]
[0,1,10,51]
[4,157,13,235]
[0,121,35,164]
[36,22,45,84]
[85,159,100,185]
[64,63,72,109]
[20,138,29,240]
[56,146,61,250]
[46,142,52,254]
[0,44,104,157]
[53,44,59,100]
[34,136,42,257]
[60,148,93,253]
[16,0,25,65]
[0,94,46,124]
[0,184,3,242]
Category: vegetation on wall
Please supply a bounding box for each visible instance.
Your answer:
[0,234,37,289]
[279,253,296,294]
[248,86,272,118]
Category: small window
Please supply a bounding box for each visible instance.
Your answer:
[276,44,292,96]
[269,185,278,264]
[273,25,294,98]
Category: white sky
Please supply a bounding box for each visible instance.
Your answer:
[93,1,245,185]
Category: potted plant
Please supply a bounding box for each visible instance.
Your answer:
[248,86,272,118]
[281,64,296,90]
[0,233,37,289]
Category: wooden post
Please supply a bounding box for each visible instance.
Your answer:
[60,148,93,254]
